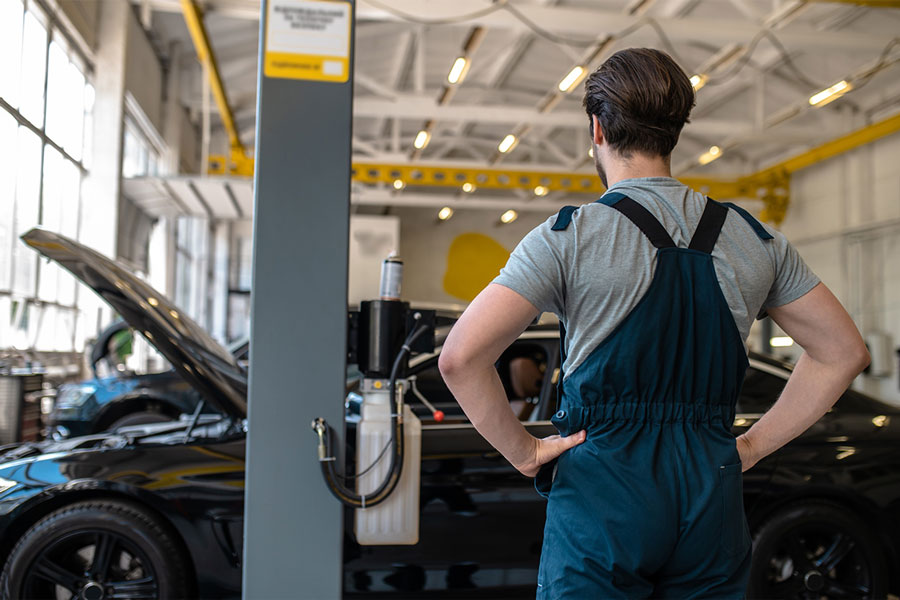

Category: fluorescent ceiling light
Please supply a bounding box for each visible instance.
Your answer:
[500,209,518,224]
[438,206,454,221]
[413,130,430,149]
[809,80,852,107]
[770,336,794,347]
[448,57,469,84]
[498,134,517,153]
[698,145,722,165]
[461,182,475,193]
[534,185,548,197]
[689,74,708,90]
[558,66,585,92]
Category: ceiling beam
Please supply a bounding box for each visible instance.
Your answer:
[352,95,836,139]
[352,190,566,212]
[354,94,583,127]
[136,0,894,52]
[355,1,893,52]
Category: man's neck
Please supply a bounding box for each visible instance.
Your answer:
[603,152,672,188]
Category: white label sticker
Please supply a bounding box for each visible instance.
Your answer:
[264,0,351,81]
[268,0,349,57]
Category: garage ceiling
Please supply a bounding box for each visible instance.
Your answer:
[130,0,900,213]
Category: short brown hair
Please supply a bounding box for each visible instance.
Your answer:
[583,48,694,158]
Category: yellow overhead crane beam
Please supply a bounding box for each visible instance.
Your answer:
[180,0,254,177]
[757,111,900,177]
[742,111,900,222]
[208,110,900,226]
[348,162,757,203]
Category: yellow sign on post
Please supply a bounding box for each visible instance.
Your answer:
[264,0,351,82]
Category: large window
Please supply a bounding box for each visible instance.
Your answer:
[0,0,94,353]
[175,217,211,327]
[122,114,161,178]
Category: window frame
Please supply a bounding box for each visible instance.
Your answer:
[0,0,95,353]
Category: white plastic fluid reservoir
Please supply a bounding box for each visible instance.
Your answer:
[354,382,421,545]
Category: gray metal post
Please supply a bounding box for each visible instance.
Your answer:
[243,1,354,597]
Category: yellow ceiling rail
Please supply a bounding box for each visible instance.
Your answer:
[207,111,900,225]
[757,111,900,178]
[180,0,254,176]
[209,155,757,200]
[743,111,900,223]
[349,162,761,202]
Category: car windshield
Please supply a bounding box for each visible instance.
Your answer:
[93,325,171,378]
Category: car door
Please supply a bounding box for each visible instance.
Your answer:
[343,336,559,597]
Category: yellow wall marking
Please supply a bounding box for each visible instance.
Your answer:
[443,233,510,302]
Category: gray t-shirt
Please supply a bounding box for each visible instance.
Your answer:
[493,177,819,378]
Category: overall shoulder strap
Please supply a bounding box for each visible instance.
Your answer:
[551,206,578,231]
[688,198,729,253]
[597,192,675,249]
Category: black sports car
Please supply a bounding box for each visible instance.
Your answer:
[0,228,897,599]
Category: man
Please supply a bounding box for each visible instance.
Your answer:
[439,48,869,598]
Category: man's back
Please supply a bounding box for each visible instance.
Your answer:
[494,177,819,377]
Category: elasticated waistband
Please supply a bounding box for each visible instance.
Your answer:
[551,401,735,435]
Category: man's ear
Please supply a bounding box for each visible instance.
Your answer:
[591,114,603,146]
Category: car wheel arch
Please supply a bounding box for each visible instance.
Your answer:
[92,396,184,433]
[0,486,198,594]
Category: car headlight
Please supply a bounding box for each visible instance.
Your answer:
[0,478,19,495]
[54,384,97,409]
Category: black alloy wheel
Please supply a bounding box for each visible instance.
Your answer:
[747,502,888,599]
[1,500,189,600]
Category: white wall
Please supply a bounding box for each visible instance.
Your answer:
[396,207,554,307]
[348,215,399,306]
[780,130,900,405]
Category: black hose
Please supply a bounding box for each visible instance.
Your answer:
[315,323,430,508]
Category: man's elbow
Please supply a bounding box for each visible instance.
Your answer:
[850,342,871,375]
[438,345,466,382]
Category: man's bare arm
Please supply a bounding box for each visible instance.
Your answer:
[439,284,586,477]
[737,283,870,471]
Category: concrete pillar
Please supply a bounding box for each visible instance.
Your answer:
[81,0,128,258]
[162,41,182,175]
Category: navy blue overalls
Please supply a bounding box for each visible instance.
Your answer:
[535,192,770,598]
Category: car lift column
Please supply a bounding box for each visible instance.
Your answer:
[244,1,354,597]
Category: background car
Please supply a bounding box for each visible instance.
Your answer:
[1,229,898,599]
[48,322,248,440]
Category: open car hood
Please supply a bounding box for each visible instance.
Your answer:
[21,228,247,420]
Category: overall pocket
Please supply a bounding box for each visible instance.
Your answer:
[719,462,751,557]
[534,409,572,498]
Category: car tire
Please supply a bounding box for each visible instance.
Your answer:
[747,501,888,599]
[109,411,175,430]
[0,500,189,600]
